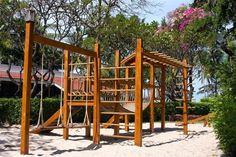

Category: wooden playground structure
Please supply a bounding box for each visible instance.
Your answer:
[20,11,190,154]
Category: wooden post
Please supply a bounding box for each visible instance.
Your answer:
[161,66,166,131]
[134,38,143,146]
[63,50,70,140]
[86,57,91,137]
[93,42,100,144]
[20,18,34,155]
[125,67,129,132]
[150,64,155,133]
[182,60,188,135]
[114,50,120,135]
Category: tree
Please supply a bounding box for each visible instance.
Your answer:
[0,0,159,97]
[155,5,213,100]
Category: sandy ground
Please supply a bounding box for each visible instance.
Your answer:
[0,122,224,157]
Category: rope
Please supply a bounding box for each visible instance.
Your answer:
[67,55,73,128]
[57,55,64,127]
[36,52,45,127]
[83,58,90,126]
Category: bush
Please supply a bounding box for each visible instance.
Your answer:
[0,98,211,124]
[211,95,236,156]
[0,98,60,125]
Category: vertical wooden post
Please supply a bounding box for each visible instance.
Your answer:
[125,67,129,132]
[20,20,34,155]
[182,60,188,135]
[134,38,143,146]
[63,50,70,140]
[150,64,155,133]
[161,66,166,131]
[93,42,100,144]
[86,57,91,137]
[114,50,120,135]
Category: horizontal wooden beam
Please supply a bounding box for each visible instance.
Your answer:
[33,35,96,57]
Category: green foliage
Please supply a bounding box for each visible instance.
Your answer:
[84,14,159,64]
[0,98,60,125]
[211,95,236,156]
[0,98,211,124]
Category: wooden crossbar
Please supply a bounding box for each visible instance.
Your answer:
[67,100,94,106]
[101,101,135,103]
[69,62,94,65]
[101,66,135,70]
[101,111,134,115]
[33,35,96,57]
[101,123,134,127]
[100,77,135,81]
[100,89,135,92]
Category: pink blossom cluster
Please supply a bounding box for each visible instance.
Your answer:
[167,6,210,31]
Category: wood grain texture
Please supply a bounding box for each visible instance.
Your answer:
[21,21,34,155]
[134,38,143,146]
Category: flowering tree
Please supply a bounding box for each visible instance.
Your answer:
[155,5,213,100]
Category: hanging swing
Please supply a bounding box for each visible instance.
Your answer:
[66,56,91,129]
[35,52,64,130]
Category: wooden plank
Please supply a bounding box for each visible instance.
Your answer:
[100,77,135,81]
[101,112,134,115]
[86,57,92,137]
[150,64,155,133]
[182,59,188,135]
[101,101,135,103]
[93,42,101,144]
[161,66,166,131]
[101,134,134,140]
[67,100,94,106]
[100,89,135,92]
[63,50,70,140]
[134,38,143,146]
[33,35,96,57]
[31,109,60,134]
[125,68,130,132]
[21,21,34,155]
[124,115,129,132]
[103,115,115,128]
[114,50,120,135]
[100,65,135,70]
[120,52,136,65]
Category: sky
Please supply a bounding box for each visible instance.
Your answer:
[141,0,194,23]
[141,0,205,102]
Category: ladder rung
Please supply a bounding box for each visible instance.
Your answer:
[100,77,135,81]
[69,94,94,96]
[101,112,134,115]
[100,89,135,92]
[101,101,135,103]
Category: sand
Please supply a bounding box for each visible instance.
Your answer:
[0,122,224,157]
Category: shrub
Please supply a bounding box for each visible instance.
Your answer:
[211,95,236,156]
[0,98,60,125]
[0,98,211,125]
